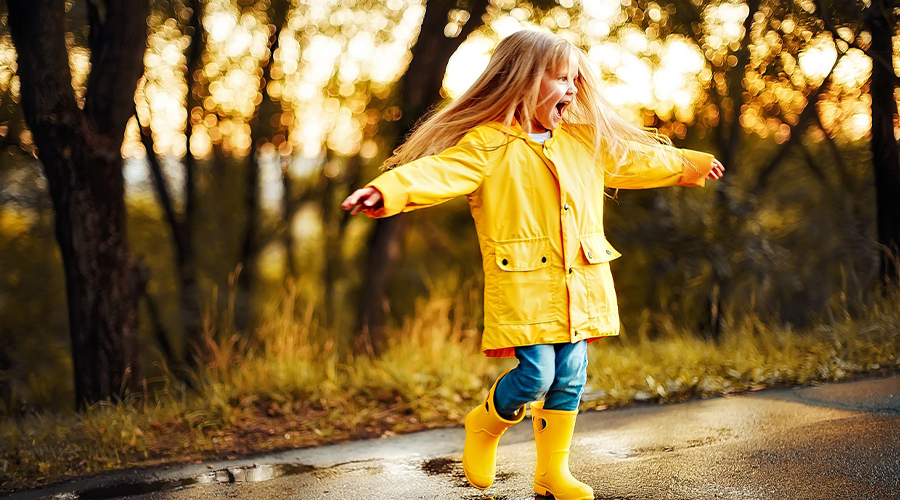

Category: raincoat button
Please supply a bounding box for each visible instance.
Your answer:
[587,251,593,259]
[541,256,547,263]
[606,249,612,255]
[563,203,569,210]
[502,258,508,266]
[568,268,573,274]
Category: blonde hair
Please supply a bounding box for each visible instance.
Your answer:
[381,29,675,173]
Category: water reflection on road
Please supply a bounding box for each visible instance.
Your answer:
[59,463,316,500]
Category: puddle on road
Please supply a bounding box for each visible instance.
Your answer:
[55,463,315,500]
[421,457,514,490]
[421,457,465,478]
[53,457,526,499]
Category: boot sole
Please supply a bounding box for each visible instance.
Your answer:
[464,467,493,490]
[533,481,593,500]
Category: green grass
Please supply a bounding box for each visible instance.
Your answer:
[1,287,898,490]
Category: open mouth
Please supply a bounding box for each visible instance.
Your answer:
[554,101,570,118]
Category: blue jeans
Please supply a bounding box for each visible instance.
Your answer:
[493,341,588,419]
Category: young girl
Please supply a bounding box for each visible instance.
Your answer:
[342,29,724,499]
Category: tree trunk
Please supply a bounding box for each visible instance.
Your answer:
[357,0,490,355]
[180,0,204,367]
[358,215,407,354]
[282,157,297,278]
[140,0,204,370]
[322,155,360,335]
[867,1,900,290]
[8,0,150,408]
[0,333,11,412]
[236,0,290,331]
[701,0,758,340]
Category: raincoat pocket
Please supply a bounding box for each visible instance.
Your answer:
[495,238,552,271]
[580,234,620,318]
[492,237,556,325]
[580,234,621,264]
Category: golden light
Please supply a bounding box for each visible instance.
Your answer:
[121,117,144,159]
[127,14,191,158]
[492,14,528,38]
[108,0,900,164]
[620,27,648,53]
[206,11,237,44]
[613,53,654,107]
[258,241,287,281]
[68,47,90,108]
[189,124,213,157]
[703,1,750,48]
[0,38,15,104]
[798,34,837,84]
[581,0,620,26]
[894,36,900,76]
[443,35,493,99]
[833,48,870,88]
[272,0,426,158]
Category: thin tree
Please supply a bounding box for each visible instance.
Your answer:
[8,0,150,408]
[813,0,900,289]
[356,0,491,355]
[669,0,849,335]
[138,0,206,369]
[865,0,900,289]
[235,0,291,331]
[705,0,760,339]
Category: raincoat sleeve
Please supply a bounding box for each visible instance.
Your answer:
[363,131,490,218]
[603,142,715,189]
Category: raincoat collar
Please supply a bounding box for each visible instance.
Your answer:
[484,120,559,146]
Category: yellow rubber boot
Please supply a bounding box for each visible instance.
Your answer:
[462,370,525,489]
[531,401,593,500]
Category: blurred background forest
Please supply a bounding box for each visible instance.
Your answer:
[0,0,898,418]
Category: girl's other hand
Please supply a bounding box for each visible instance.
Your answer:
[341,187,384,215]
[708,158,725,180]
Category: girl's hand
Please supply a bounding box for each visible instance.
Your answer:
[708,158,725,180]
[342,186,384,215]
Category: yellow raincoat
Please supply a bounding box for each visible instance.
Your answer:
[365,122,714,356]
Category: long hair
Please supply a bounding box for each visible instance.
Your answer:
[381,29,676,173]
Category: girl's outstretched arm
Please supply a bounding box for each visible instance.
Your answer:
[604,142,723,189]
[341,127,491,218]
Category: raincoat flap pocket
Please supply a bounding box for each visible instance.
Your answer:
[581,234,621,264]
[495,238,552,271]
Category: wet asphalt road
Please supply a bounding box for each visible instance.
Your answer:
[8,374,900,500]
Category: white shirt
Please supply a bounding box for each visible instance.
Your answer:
[528,130,552,144]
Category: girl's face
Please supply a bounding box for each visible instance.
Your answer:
[530,51,579,133]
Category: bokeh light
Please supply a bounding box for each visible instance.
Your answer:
[0,0,894,162]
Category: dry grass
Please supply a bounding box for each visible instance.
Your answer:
[1,287,898,491]
[585,304,900,406]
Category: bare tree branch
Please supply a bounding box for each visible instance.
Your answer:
[747,33,853,197]
[813,111,854,191]
[814,0,900,87]
[796,140,830,185]
[143,294,176,365]
[136,105,188,259]
[184,0,204,225]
